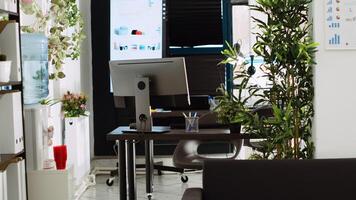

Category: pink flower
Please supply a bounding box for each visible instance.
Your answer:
[21,0,33,4]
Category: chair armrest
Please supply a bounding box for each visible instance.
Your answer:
[181,188,203,200]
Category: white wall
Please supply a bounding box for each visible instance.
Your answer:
[313,1,356,158]
[79,0,94,158]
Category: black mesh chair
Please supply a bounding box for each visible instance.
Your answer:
[172,105,273,182]
[173,139,243,182]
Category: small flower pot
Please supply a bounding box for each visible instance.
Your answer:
[0,61,12,82]
[229,123,241,134]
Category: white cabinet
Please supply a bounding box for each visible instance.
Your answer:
[0,0,18,13]
[0,91,24,154]
[65,116,90,187]
[6,160,27,200]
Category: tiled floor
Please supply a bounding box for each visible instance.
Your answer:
[79,147,254,200]
[79,172,202,200]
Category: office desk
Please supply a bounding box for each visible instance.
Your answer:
[107,127,256,200]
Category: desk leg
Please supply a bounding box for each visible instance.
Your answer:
[127,141,137,200]
[118,140,127,200]
[145,140,154,196]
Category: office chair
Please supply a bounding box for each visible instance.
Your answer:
[172,105,273,182]
[172,133,243,183]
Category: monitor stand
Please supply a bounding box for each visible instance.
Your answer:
[134,76,153,132]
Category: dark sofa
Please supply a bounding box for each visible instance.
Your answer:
[182,159,356,200]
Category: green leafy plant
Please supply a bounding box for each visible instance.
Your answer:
[39,97,60,106]
[246,0,317,159]
[20,1,49,33]
[62,91,88,118]
[0,54,7,61]
[216,0,317,160]
[215,43,256,125]
[21,0,85,80]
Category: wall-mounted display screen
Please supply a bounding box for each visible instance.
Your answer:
[110,0,163,60]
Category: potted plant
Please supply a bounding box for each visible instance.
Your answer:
[61,91,90,187]
[240,0,317,159]
[0,54,12,82]
[62,91,88,118]
[214,43,254,134]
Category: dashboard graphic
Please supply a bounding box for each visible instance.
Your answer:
[110,0,163,60]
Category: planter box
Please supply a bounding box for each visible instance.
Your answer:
[64,116,90,187]
[0,91,24,154]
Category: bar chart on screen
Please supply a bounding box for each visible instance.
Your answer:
[325,0,356,49]
[328,34,341,45]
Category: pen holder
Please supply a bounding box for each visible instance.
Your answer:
[185,117,199,133]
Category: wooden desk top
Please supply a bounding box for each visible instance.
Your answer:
[107,126,258,141]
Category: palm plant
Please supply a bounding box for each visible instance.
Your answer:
[216,0,317,159]
[248,0,317,159]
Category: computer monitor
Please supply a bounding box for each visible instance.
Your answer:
[109,57,190,132]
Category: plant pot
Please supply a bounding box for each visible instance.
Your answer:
[64,116,90,186]
[229,123,241,134]
[0,61,12,82]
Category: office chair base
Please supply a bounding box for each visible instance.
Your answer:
[181,174,189,183]
[106,178,115,186]
[147,193,153,199]
[105,161,184,187]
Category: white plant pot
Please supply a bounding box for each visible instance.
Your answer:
[64,116,90,187]
[0,61,12,82]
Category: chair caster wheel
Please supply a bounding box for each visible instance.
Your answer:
[147,193,153,199]
[106,178,114,186]
[181,175,188,183]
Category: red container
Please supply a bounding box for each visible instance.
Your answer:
[53,145,67,170]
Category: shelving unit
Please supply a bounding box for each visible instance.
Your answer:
[0,152,24,172]
[0,1,27,200]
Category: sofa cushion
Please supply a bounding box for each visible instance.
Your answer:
[203,159,356,200]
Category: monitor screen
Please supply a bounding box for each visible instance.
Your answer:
[110,0,163,60]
